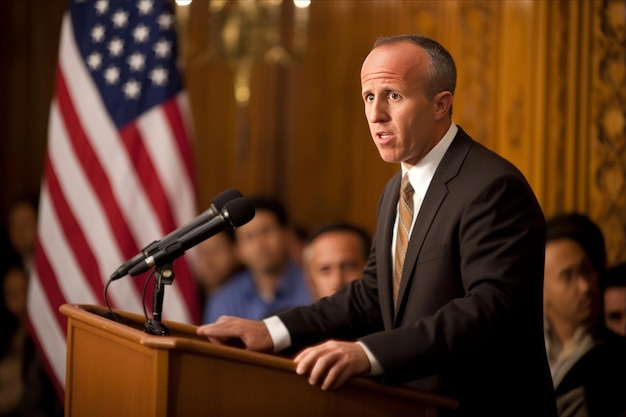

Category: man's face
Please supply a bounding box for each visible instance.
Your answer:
[604,286,626,336]
[8,202,37,256]
[305,231,367,299]
[235,210,287,275]
[193,232,239,290]
[4,267,28,319]
[544,239,600,329]
[360,41,447,170]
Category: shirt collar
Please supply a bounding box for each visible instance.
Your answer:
[401,121,458,189]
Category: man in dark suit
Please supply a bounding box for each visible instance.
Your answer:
[197,34,557,417]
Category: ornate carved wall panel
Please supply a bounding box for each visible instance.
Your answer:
[588,0,625,264]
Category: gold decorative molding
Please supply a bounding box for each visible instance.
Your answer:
[590,0,626,264]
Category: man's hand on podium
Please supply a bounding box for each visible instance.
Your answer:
[294,340,370,391]
[196,316,273,352]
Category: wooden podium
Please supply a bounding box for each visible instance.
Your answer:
[60,304,458,417]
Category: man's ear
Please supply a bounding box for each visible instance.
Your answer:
[433,91,453,120]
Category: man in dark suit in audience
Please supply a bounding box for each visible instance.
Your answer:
[543,213,626,417]
[197,34,557,417]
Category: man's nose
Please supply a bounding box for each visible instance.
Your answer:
[367,100,387,123]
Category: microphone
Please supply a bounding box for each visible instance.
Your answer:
[109,188,242,281]
[127,197,255,277]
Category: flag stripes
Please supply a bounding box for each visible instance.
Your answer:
[28,0,199,395]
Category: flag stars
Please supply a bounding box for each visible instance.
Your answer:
[149,67,168,86]
[157,13,174,30]
[91,24,105,43]
[95,0,109,14]
[104,66,120,85]
[87,52,103,70]
[137,0,154,15]
[123,79,142,99]
[108,37,124,57]
[127,52,146,72]
[154,39,172,58]
[132,24,150,43]
[112,10,129,28]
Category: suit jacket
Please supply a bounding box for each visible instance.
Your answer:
[278,127,558,417]
[555,329,626,417]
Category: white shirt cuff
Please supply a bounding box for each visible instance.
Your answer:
[356,341,384,375]
[262,316,292,353]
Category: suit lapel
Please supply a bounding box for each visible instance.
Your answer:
[393,128,474,324]
[378,172,401,329]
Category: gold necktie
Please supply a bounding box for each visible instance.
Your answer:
[394,173,414,305]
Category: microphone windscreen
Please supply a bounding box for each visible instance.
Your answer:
[223,197,255,227]
[212,189,242,211]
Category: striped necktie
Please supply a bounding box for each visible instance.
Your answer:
[394,173,414,305]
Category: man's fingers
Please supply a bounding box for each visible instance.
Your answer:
[294,347,316,375]
[294,344,342,388]
[293,340,370,390]
[308,353,334,387]
[196,316,273,352]
[328,368,352,390]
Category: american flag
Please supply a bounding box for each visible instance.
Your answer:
[29,0,199,395]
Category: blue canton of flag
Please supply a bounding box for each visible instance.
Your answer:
[71,0,182,128]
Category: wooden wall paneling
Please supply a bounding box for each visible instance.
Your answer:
[589,0,626,264]
[30,0,65,183]
[444,1,500,152]
[530,0,549,208]
[541,0,570,215]
[539,0,596,214]
[564,1,590,213]
[0,1,28,217]
[2,2,31,216]
[494,1,539,186]
[285,0,395,234]
[245,64,283,197]
[0,0,65,219]
[185,1,244,211]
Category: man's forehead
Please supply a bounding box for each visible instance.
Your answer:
[361,43,427,84]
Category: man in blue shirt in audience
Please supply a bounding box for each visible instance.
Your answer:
[203,197,311,323]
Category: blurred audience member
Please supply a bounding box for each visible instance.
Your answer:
[0,261,62,417]
[193,230,243,324]
[0,264,28,416]
[303,222,371,300]
[601,262,626,337]
[204,197,311,322]
[6,195,39,275]
[543,212,625,417]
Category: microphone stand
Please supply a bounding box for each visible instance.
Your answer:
[144,262,175,336]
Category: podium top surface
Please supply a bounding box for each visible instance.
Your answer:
[60,303,459,411]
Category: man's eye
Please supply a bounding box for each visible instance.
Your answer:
[365,94,374,101]
[607,312,625,321]
[389,92,400,100]
[561,269,576,282]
